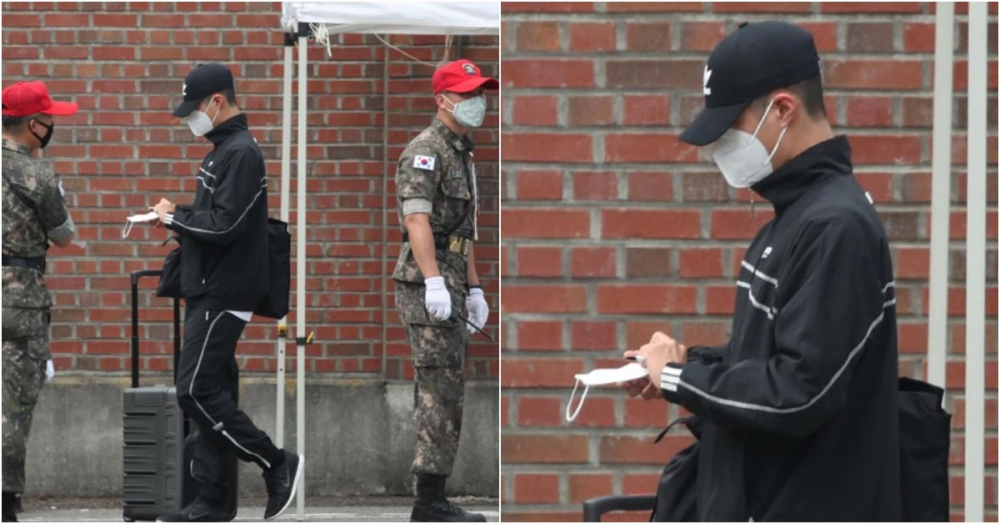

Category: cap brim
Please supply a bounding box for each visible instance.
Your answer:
[445,76,499,94]
[678,101,751,147]
[42,100,78,116]
[172,98,201,118]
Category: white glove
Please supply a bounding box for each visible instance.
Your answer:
[424,276,452,321]
[466,287,489,334]
[46,360,55,380]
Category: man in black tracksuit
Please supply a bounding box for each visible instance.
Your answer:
[150,63,301,522]
[625,22,901,521]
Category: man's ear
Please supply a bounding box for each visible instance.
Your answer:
[771,92,798,126]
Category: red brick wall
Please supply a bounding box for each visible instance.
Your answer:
[500,2,998,521]
[1,2,500,380]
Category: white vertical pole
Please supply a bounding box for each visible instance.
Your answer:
[963,3,987,521]
[927,1,954,392]
[276,37,293,451]
[296,27,309,520]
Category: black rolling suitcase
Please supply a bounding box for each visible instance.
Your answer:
[122,270,238,521]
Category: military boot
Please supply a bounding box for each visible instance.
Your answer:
[3,492,18,522]
[410,474,486,522]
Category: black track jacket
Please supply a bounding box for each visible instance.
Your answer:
[164,114,269,311]
[660,136,901,521]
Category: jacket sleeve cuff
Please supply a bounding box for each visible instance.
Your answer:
[164,209,183,232]
[660,362,685,403]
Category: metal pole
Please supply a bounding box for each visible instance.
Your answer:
[927,1,954,392]
[296,24,309,520]
[963,3,987,521]
[276,34,294,451]
[381,37,389,377]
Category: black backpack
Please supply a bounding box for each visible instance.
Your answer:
[898,377,951,521]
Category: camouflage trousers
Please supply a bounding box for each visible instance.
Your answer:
[2,308,50,494]
[396,281,469,477]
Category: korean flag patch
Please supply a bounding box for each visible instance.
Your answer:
[413,155,436,171]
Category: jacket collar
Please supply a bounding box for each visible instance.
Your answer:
[1,137,32,156]
[752,135,853,213]
[432,117,475,153]
[204,113,249,147]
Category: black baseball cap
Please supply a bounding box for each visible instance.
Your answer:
[172,63,235,118]
[679,21,821,146]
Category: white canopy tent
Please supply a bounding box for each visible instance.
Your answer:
[274,3,499,518]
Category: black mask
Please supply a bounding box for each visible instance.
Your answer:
[30,119,53,149]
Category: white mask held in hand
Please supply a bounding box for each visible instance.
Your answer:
[122,211,160,239]
[443,94,487,129]
[184,98,221,137]
[711,98,788,189]
[566,363,649,422]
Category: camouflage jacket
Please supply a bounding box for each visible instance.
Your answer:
[2,138,75,308]
[392,118,478,284]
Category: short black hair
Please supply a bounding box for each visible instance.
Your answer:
[206,88,237,107]
[751,73,826,120]
[1,114,27,133]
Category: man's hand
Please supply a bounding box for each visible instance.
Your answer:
[151,198,175,227]
[622,331,687,397]
[466,287,489,333]
[424,276,452,321]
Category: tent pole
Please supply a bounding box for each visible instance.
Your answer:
[928,2,954,392]
[381,36,390,377]
[295,22,309,521]
[964,3,987,521]
[276,32,294,451]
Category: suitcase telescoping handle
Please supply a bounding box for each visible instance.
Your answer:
[130,270,181,388]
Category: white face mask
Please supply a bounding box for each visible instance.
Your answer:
[566,363,649,422]
[121,211,160,239]
[711,98,789,189]
[184,98,221,137]
[442,94,487,129]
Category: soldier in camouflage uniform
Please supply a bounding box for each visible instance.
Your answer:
[1,82,78,522]
[392,60,497,523]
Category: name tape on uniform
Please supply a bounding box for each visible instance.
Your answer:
[413,155,435,171]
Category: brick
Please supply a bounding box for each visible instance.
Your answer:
[514,474,560,504]
[682,172,728,202]
[678,248,724,278]
[846,23,895,53]
[627,22,671,52]
[503,434,590,463]
[517,247,563,278]
[604,134,698,163]
[798,22,838,53]
[846,96,894,127]
[512,95,559,126]
[502,286,588,314]
[571,321,617,351]
[623,473,661,495]
[502,133,593,163]
[626,247,672,278]
[573,171,617,200]
[503,60,594,89]
[714,2,811,12]
[680,21,725,52]
[608,2,702,12]
[623,95,670,126]
[571,247,616,278]
[847,135,922,165]
[567,96,614,127]
[710,210,774,240]
[568,22,615,52]
[45,13,89,26]
[627,171,673,201]
[901,97,934,128]
[824,60,923,90]
[502,2,594,12]
[599,435,693,464]
[821,2,922,12]
[895,247,930,280]
[624,398,669,428]
[503,209,590,239]
[516,170,563,200]
[568,474,613,503]
[516,22,561,52]
[607,59,702,89]
[903,23,935,53]
[602,209,701,239]
[93,13,137,26]
[596,285,698,314]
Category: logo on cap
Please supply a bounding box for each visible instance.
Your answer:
[182,83,187,96]
[703,66,712,96]
[462,63,476,76]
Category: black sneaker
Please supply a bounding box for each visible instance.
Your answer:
[263,450,302,520]
[155,497,230,522]
[411,498,487,522]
